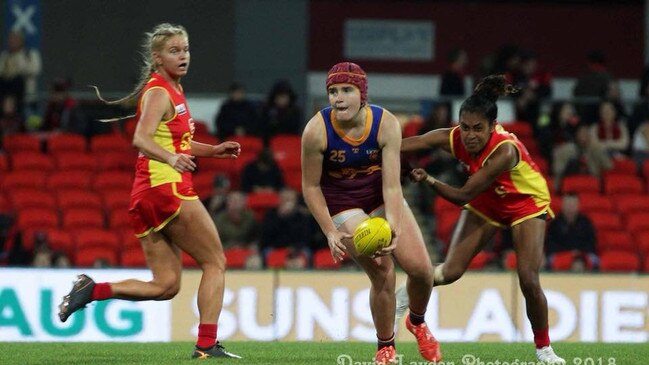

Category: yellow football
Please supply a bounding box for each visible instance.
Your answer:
[353,217,392,256]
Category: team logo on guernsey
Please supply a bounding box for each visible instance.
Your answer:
[175,103,187,115]
[366,149,379,161]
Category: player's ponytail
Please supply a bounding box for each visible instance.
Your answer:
[92,23,187,122]
[460,75,518,123]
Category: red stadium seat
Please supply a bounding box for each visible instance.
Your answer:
[121,246,147,267]
[312,248,341,269]
[229,135,263,156]
[265,248,290,269]
[62,208,105,229]
[108,210,131,229]
[57,190,103,211]
[577,193,613,214]
[9,189,56,211]
[614,194,649,216]
[503,251,517,270]
[550,251,578,271]
[54,152,97,172]
[73,228,120,250]
[1,171,47,191]
[224,247,254,269]
[47,171,93,191]
[586,212,623,233]
[435,209,461,248]
[196,157,233,174]
[605,158,638,176]
[626,213,649,235]
[247,191,280,221]
[48,133,87,153]
[561,175,600,194]
[270,134,302,173]
[194,134,219,146]
[603,174,644,195]
[3,133,41,153]
[599,251,641,272]
[16,208,59,231]
[0,153,8,172]
[21,228,74,256]
[636,230,649,257]
[101,190,131,214]
[75,246,118,267]
[193,120,210,136]
[11,152,55,171]
[467,251,495,270]
[92,171,133,191]
[182,252,199,268]
[96,151,137,172]
[192,171,219,201]
[90,133,133,153]
[597,230,635,254]
[402,117,423,138]
[503,121,533,139]
[549,195,562,216]
[284,170,302,192]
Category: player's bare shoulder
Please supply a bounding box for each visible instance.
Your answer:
[302,112,327,153]
[378,109,401,146]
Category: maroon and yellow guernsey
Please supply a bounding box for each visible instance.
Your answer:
[450,125,552,227]
[131,72,197,199]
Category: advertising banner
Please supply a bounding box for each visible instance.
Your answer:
[0,269,171,342]
[172,271,649,343]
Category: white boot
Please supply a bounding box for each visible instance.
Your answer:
[536,346,566,365]
[395,285,409,320]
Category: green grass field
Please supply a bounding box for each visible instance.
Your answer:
[1,342,646,365]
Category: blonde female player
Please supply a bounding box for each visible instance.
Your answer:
[57,23,240,360]
[301,62,441,364]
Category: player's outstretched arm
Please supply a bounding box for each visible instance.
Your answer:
[401,127,453,153]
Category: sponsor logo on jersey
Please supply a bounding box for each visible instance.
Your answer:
[175,103,187,115]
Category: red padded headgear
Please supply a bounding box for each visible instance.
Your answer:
[326,62,368,104]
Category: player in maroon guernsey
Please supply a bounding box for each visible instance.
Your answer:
[301,62,441,364]
[58,23,240,359]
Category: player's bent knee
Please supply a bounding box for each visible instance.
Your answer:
[441,264,464,284]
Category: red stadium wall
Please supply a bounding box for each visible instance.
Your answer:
[309,1,643,78]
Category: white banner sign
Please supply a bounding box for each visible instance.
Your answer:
[0,269,171,342]
[344,19,434,61]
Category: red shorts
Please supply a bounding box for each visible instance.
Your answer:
[129,182,198,237]
[466,192,553,227]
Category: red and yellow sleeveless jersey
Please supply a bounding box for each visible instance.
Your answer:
[450,125,552,227]
[131,72,196,197]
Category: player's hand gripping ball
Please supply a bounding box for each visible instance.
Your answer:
[353,217,392,256]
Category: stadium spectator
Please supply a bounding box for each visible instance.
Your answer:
[260,79,302,143]
[259,188,313,267]
[546,193,599,271]
[214,82,259,140]
[439,48,468,97]
[0,95,24,136]
[211,191,258,249]
[302,62,441,364]
[0,30,41,117]
[206,173,231,214]
[401,75,565,364]
[506,50,552,129]
[536,101,580,164]
[631,121,649,168]
[590,100,630,158]
[573,50,613,124]
[240,147,285,193]
[573,50,612,99]
[57,23,240,359]
[41,78,82,132]
[553,123,612,188]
